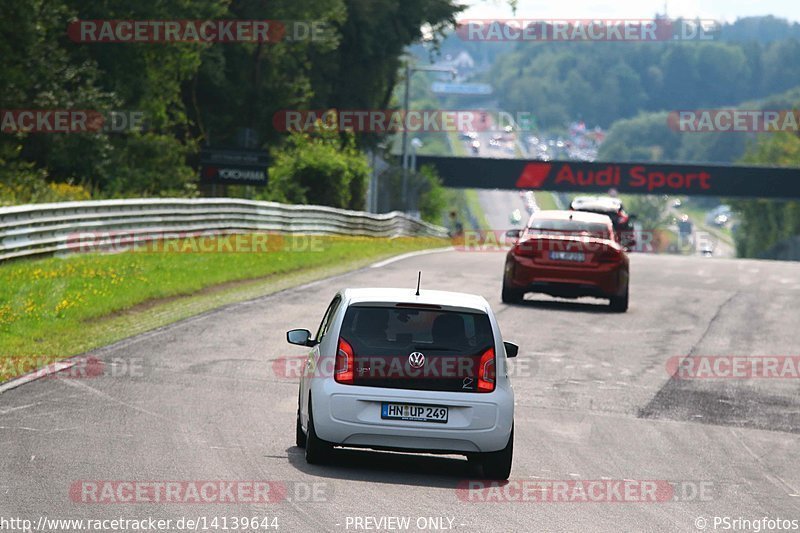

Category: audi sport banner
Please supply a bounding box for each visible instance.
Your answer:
[416,156,800,198]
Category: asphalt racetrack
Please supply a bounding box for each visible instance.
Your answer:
[2,250,799,532]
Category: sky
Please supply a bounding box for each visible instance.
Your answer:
[461,0,800,24]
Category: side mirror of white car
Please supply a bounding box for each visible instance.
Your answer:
[287,329,315,347]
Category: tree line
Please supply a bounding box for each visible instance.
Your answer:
[0,0,461,218]
[482,19,800,129]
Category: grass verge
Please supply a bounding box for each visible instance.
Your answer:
[0,235,447,382]
[447,131,467,156]
[464,189,491,230]
[534,192,559,211]
[680,205,734,245]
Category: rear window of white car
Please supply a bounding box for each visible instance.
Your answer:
[340,305,493,351]
[337,305,496,392]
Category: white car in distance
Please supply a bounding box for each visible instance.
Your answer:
[287,288,517,479]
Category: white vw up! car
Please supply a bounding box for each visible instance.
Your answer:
[287,288,517,479]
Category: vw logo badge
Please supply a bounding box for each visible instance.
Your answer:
[408,352,425,369]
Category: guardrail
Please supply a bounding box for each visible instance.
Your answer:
[0,198,449,262]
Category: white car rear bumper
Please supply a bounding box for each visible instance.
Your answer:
[311,381,514,453]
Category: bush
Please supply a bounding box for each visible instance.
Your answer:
[103,134,198,198]
[374,164,447,223]
[0,160,92,205]
[263,114,370,210]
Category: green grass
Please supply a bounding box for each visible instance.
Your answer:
[464,189,491,230]
[0,235,446,382]
[447,131,467,156]
[680,205,734,245]
[442,188,485,231]
[534,192,559,211]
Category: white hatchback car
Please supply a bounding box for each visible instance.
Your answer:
[287,288,517,479]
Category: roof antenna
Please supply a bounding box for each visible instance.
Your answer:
[415,271,421,296]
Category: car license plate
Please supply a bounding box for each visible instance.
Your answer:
[549,251,585,262]
[381,403,448,423]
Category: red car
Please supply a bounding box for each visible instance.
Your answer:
[502,210,629,312]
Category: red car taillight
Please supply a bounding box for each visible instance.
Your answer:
[617,210,629,225]
[513,239,539,257]
[335,337,354,384]
[597,248,623,263]
[477,347,496,392]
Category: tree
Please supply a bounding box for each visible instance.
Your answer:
[373,165,446,223]
[1,0,466,208]
[598,112,682,162]
[731,132,800,258]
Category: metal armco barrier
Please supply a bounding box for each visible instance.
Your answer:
[416,156,800,199]
[0,198,449,262]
